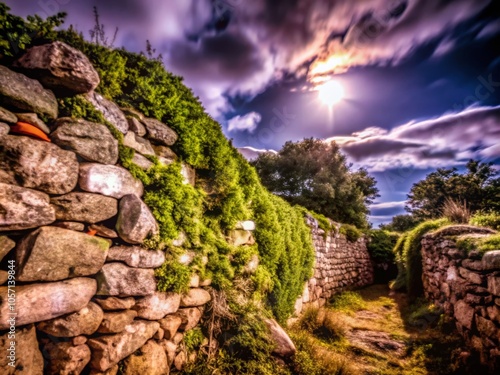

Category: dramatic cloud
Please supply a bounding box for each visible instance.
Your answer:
[237,146,276,161]
[227,112,261,133]
[327,106,500,172]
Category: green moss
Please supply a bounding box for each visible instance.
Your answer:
[339,224,363,242]
[184,327,205,352]
[456,233,500,255]
[470,212,500,230]
[155,256,192,294]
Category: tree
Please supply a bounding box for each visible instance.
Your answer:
[252,138,379,228]
[406,160,500,220]
[379,214,421,232]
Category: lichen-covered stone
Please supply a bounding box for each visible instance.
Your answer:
[52,118,119,164]
[0,135,79,194]
[51,192,118,224]
[86,91,128,134]
[123,132,155,156]
[180,288,211,307]
[142,117,178,146]
[107,246,165,268]
[0,106,17,124]
[0,183,55,231]
[16,226,110,282]
[94,296,136,311]
[0,65,58,119]
[43,341,91,375]
[116,194,158,244]
[15,112,50,134]
[95,262,157,297]
[133,292,181,320]
[97,310,138,333]
[122,340,169,375]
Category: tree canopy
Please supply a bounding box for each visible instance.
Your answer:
[379,214,422,232]
[406,160,500,220]
[252,138,379,228]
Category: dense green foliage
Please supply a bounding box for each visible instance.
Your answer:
[379,214,422,232]
[400,219,449,297]
[456,233,500,255]
[252,138,379,229]
[406,160,500,220]
[470,212,500,230]
[338,224,363,242]
[391,232,409,291]
[367,229,399,264]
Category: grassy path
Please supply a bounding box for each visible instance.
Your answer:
[289,284,475,375]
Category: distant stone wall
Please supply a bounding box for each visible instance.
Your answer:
[421,225,500,371]
[294,216,374,315]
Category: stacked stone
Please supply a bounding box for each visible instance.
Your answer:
[0,41,205,375]
[294,216,374,315]
[421,225,500,370]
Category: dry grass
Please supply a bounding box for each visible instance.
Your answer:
[442,198,471,224]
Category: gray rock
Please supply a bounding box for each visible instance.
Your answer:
[79,163,144,199]
[52,221,86,231]
[90,224,118,238]
[454,300,475,330]
[265,319,296,358]
[482,250,500,271]
[86,91,128,134]
[95,262,157,297]
[0,135,79,194]
[0,278,96,329]
[0,122,9,136]
[181,163,195,186]
[0,65,58,119]
[177,308,203,331]
[158,315,183,340]
[180,288,211,307]
[0,183,55,231]
[15,113,50,134]
[127,116,146,136]
[37,302,103,337]
[116,194,159,244]
[133,292,181,320]
[43,341,91,375]
[107,246,165,268]
[87,320,159,371]
[16,226,110,282]
[142,118,178,146]
[122,340,169,375]
[51,118,119,164]
[123,132,155,155]
[0,236,15,262]
[50,192,118,223]
[152,145,177,162]
[132,153,154,170]
[121,107,144,121]
[97,310,138,333]
[0,106,17,123]
[94,296,136,311]
[15,41,100,95]
[0,325,43,375]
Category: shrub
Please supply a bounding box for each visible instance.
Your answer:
[470,212,500,230]
[390,232,409,291]
[442,198,471,224]
[339,224,363,242]
[403,219,449,297]
[367,229,399,263]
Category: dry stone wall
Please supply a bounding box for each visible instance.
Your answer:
[294,216,374,315]
[421,225,500,371]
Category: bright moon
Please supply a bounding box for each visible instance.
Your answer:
[318,81,345,106]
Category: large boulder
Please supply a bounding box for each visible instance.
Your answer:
[133,292,181,320]
[97,310,138,333]
[79,163,143,199]
[127,117,146,136]
[0,135,79,194]
[0,236,15,262]
[107,246,165,268]
[0,65,58,119]
[16,226,110,282]
[15,41,100,95]
[43,341,91,375]
[123,132,155,156]
[86,91,128,134]
[142,118,178,146]
[93,296,136,311]
[87,320,160,371]
[116,194,159,244]
[0,278,96,329]
[50,192,118,223]
[265,319,296,358]
[51,118,119,164]
[95,262,157,297]
[0,183,55,231]
[37,302,103,337]
[0,325,43,375]
[180,288,211,307]
[122,340,169,375]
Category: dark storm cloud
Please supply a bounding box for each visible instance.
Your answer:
[327,106,500,172]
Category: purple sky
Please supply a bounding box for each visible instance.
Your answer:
[5,0,500,226]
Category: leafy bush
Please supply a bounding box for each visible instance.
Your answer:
[403,219,449,297]
[442,198,471,224]
[339,224,363,242]
[470,212,500,230]
[367,229,399,263]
